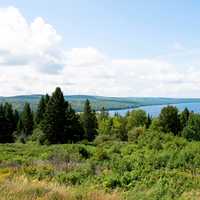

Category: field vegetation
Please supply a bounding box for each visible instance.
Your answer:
[0,87,200,199]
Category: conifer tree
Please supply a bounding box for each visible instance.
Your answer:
[17,118,23,135]
[180,108,190,130]
[146,114,152,128]
[41,87,66,144]
[82,99,98,141]
[13,110,19,130]
[4,103,15,137]
[35,96,46,124]
[0,104,14,143]
[21,103,34,136]
[64,104,84,143]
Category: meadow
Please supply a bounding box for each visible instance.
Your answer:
[1,130,200,200]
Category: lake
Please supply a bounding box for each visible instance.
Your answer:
[109,102,200,117]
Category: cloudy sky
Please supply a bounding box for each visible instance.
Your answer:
[1,1,200,97]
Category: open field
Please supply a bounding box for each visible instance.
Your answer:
[1,131,200,200]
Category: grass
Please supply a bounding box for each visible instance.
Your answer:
[0,176,121,200]
[1,131,200,199]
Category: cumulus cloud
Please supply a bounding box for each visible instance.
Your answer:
[0,6,63,73]
[1,6,200,97]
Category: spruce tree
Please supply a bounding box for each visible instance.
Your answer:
[64,104,84,143]
[17,118,23,135]
[146,114,152,128]
[180,108,190,130]
[41,87,66,144]
[13,110,19,130]
[82,99,98,141]
[0,104,13,143]
[21,103,34,136]
[35,96,46,124]
[35,94,50,125]
[4,103,15,138]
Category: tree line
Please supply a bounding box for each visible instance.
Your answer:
[0,87,199,144]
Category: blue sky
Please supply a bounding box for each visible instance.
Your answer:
[0,1,200,97]
[1,0,200,58]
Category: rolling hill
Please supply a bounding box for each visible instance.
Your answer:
[1,95,200,112]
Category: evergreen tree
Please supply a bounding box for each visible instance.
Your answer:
[13,110,19,130]
[41,87,66,144]
[21,103,34,136]
[0,104,13,143]
[17,118,23,134]
[146,114,152,128]
[82,99,98,141]
[4,103,15,137]
[44,94,50,105]
[179,108,190,131]
[182,113,200,141]
[64,104,84,143]
[35,95,48,124]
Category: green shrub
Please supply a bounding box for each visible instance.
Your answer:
[29,128,46,144]
[128,127,145,142]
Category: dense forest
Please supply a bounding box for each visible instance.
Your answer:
[0,87,199,144]
[1,87,200,199]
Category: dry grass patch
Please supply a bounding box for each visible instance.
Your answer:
[0,175,122,200]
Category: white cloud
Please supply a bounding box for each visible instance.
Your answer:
[0,6,63,73]
[66,47,106,67]
[1,6,200,97]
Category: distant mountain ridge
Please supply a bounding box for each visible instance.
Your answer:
[1,94,200,112]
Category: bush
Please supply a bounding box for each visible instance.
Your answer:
[29,128,46,144]
[94,134,117,145]
[182,113,200,141]
[127,110,147,130]
[128,127,145,142]
[95,148,109,161]
[78,146,91,159]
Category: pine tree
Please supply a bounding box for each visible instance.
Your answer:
[21,103,34,136]
[82,99,98,141]
[35,96,46,124]
[64,104,84,143]
[17,118,23,134]
[13,110,19,130]
[41,87,66,144]
[4,103,16,136]
[146,114,152,128]
[180,108,190,131]
[0,104,13,143]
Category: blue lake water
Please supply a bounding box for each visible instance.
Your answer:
[109,102,200,117]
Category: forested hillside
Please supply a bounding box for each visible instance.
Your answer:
[1,94,200,112]
[0,87,200,199]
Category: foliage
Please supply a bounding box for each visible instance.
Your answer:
[82,99,98,141]
[159,105,180,135]
[126,109,147,130]
[182,113,200,141]
[41,87,66,144]
[1,132,200,199]
[0,103,17,143]
[1,87,200,199]
[20,102,34,137]
[128,126,145,142]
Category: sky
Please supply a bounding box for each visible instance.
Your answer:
[1,0,200,97]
